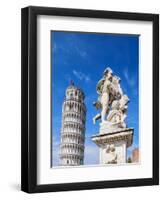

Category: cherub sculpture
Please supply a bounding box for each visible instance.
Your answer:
[107,94,129,128]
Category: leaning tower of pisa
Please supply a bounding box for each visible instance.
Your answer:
[59,81,86,166]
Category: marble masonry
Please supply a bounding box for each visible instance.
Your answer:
[92,67,134,164]
[59,81,86,166]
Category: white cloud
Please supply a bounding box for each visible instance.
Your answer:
[52,135,60,166]
[52,148,60,166]
[84,144,99,165]
[52,43,57,53]
[73,70,91,83]
[75,46,88,58]
[124,68,135,87]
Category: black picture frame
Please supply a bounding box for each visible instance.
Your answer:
[21,6,159,193]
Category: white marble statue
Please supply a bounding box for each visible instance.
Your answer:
[93,68,112,124]
[93,67,129,129]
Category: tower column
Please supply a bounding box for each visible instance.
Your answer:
[59,82,86,166]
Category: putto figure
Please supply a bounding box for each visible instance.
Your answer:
[93,67,129,130]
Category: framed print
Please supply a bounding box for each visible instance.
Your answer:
[21,6,159,193]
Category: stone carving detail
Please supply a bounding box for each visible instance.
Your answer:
[93,67,129,130]
[105,144,117,164]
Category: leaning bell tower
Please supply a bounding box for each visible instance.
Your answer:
[59,81,86,166]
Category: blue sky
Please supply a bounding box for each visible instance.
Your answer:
[51,31,139,166]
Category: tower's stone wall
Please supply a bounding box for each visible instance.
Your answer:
[59,83,86,166]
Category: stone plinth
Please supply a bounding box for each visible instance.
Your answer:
[92,128,134,164]
[99,122,124,134]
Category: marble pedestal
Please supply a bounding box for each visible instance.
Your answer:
[92,127,134,164]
